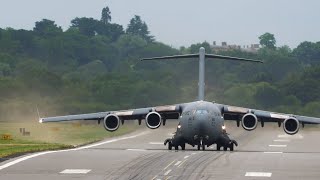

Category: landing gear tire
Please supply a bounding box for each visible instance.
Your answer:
[202,143,205,151]
[197,144,200,150]
[175,146,179,150]
[181,144,185,150]
[217,144,221,151]
[168,142,172,150]
[223,146,228,151]
[229,143,234,151]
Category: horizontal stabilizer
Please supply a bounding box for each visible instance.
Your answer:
[141,53,262,63]
[205,54,263,63]
[141,54,198,61]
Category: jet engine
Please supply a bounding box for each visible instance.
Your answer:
[283,117,299,135]
[145,112,162,129]
[241,113,258,131]
[103,114,120,132]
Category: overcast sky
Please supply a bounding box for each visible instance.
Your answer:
[1,0,319,48]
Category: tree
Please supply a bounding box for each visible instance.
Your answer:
[101,6,111,24]
[71,17,100,37]
[33,19,62,36]
[126,15,154,42]
[259,32,276,49]
[293,41,320,65]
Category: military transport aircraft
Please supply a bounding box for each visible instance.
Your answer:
[40,47,320,151]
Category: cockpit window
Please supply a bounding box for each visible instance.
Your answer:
[195,109,209,114]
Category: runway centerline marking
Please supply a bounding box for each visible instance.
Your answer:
[174,161,182,166]
[269,145,287,147]
[184,155,189,159]
[0,131,148,171]
[149,142,163,145]
[60,169,91,174]
[274,139,290,142]
[245,172,272,177]
[126,149,147,151]
[164,169,172,176]
[264,151,283,154]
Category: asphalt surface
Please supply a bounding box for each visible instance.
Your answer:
[1,121,320,180]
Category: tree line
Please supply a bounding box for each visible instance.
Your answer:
[0,6,320,122]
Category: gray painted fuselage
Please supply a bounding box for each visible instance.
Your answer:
[179,101,223,146]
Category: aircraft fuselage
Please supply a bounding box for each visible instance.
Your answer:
[179,101,224,146]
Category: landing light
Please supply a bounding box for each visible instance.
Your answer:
[178,125,181,129]
[222,125,226,130]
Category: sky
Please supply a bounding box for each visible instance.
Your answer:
[0,0,319,48]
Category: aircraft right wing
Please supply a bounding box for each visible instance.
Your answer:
[216,104,320,135]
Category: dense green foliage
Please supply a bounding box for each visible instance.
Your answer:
[0,7,320,122]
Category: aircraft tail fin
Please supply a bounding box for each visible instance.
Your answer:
[141,47,262,101]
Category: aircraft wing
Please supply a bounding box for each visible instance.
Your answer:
[217,104,320,125]
[39,103,188,123]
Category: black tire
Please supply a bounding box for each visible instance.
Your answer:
[197,144,200,150]
[230,143,234,151]
[175,146,179,150]
[181,144,185,150]
[223,146,227,151]
[216,144,221,151]
[168,142,172,150]
[202,143,205,151]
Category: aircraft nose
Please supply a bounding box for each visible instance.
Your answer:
[195,114,210,134]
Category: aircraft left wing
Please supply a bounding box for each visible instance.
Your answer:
[40,103,188,131]
[216,104,320,135]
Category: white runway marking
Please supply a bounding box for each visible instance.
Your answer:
[60,169,91,174]
[269,145,287,147]
[126,149,147,151]
[278,134,303,139]
[164,169,172,176]
[184,155,189,159]
[149,142,163,145]
[191,153,196,155]
[274,139,290,142]
[264,151,283,154]
[174,161,182,166]
[245,172,272,177]
[0,132,148,171]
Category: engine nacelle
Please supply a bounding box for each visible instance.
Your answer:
[145,112,162,129]
[103,114,120,132]
[283,118,299,135]
[241,113,258,131]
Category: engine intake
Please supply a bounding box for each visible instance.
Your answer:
[103,114,120,132]
[283,118,299,135]
[146,112,162,129]
[241,113,258,131]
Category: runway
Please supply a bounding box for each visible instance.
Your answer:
[1,122,320,180]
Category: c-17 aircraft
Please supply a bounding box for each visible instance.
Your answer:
[40,47,320,151]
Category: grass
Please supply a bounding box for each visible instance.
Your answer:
[0,121,138,158]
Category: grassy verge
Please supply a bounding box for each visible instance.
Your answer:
[0,121,138,158]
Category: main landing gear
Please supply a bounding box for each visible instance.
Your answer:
[216,130,238,151]
[164,138,185,151]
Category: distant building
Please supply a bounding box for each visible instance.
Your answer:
[211,41,260,53]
